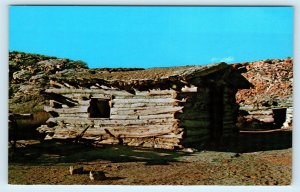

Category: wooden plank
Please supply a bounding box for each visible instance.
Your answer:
[59,113,89,118]
[83,125,175,138]
[51,125,180,140]
[62,93,111,100]
[45,88,133,96]
[112,98,178,104]
[186,128,209,136]
[111,113,176,120]
[112,102,178,108]
[180,120,210,128]
[52,126,88,139]
[135,89,177,96]
[176,112,209,120]
[139,114,175,119]
[110,106,183,116]
[82,128,107,136]
[156,132,184,139]
[110,115,139,120]
[114,95,171,99]
[248,110,273,115]
[97,138,120,144]
[44,106,89,113]
[181,86,198,92]
[245,115,273,119]
[46,117,178,125]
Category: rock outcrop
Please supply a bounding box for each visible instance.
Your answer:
[9,51,88,113]
[233,58,293,129]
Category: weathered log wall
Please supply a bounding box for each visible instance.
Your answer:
[39,88,184,149]
[176,87,211,147]
[38,84,240,149]
[238,104,293,130]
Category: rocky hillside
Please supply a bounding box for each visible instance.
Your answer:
[9,52,144,113]
[234,58,293,108]
[9,51,89,113]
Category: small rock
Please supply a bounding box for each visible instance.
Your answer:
[89,171,106,181]
[182,148,194,153]
[231,153,241,158]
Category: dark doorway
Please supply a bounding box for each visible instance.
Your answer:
[209,86,224,143]
[88,98,110,118]
[273,108,287,128]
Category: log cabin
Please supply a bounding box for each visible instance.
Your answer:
[37,62,252,149]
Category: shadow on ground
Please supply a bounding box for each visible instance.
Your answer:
[9,141,192,166]
[204,129,292,153]
[9,129,292,166]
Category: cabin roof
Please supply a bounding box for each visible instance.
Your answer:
[49,63,252,91]
[55,63,226,81]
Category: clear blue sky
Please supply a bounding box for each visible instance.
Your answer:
[9,6,293,68]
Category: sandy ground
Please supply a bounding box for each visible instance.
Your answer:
[8,130,292,185]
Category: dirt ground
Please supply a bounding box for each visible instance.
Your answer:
[8,129,292,185]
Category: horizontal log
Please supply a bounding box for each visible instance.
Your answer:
[248,110,273,115]
[50,124,179,140]
[155,137,182,144]
[59,113,89,118]
[186,128,209,136]
[245,115,273,119]
[62,93,111,100]
[113,95,171,99]
[110,106,183,116]
[239,106,271,111]
[107,114,176,120]
[83,125,177,138]
[152,144,177,150]
[51,135,74,139]
[139,114,175,119]
[112,102,178,108]
[156,132,184,139]
[135,89,177,96]
[180,120,210,128]
[258,118,274,123]
[112,98,179,104]
[110,115,138,120]
[44,106,89,113]
[97,138,120,145]
[176,112,209,120]
[52,126,89,139]
[82,128,108,136]
[46,117,177,126]
[181,86,198,92]
[110,110,167,116]
[46,88,133,96]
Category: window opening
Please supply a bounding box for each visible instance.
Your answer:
[88,98,110,118]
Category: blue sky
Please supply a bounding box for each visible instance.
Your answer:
[9,6,293,68]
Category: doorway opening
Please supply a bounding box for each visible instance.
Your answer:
[272,108,287,128]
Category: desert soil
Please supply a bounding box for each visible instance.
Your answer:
[8,130,292,185]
